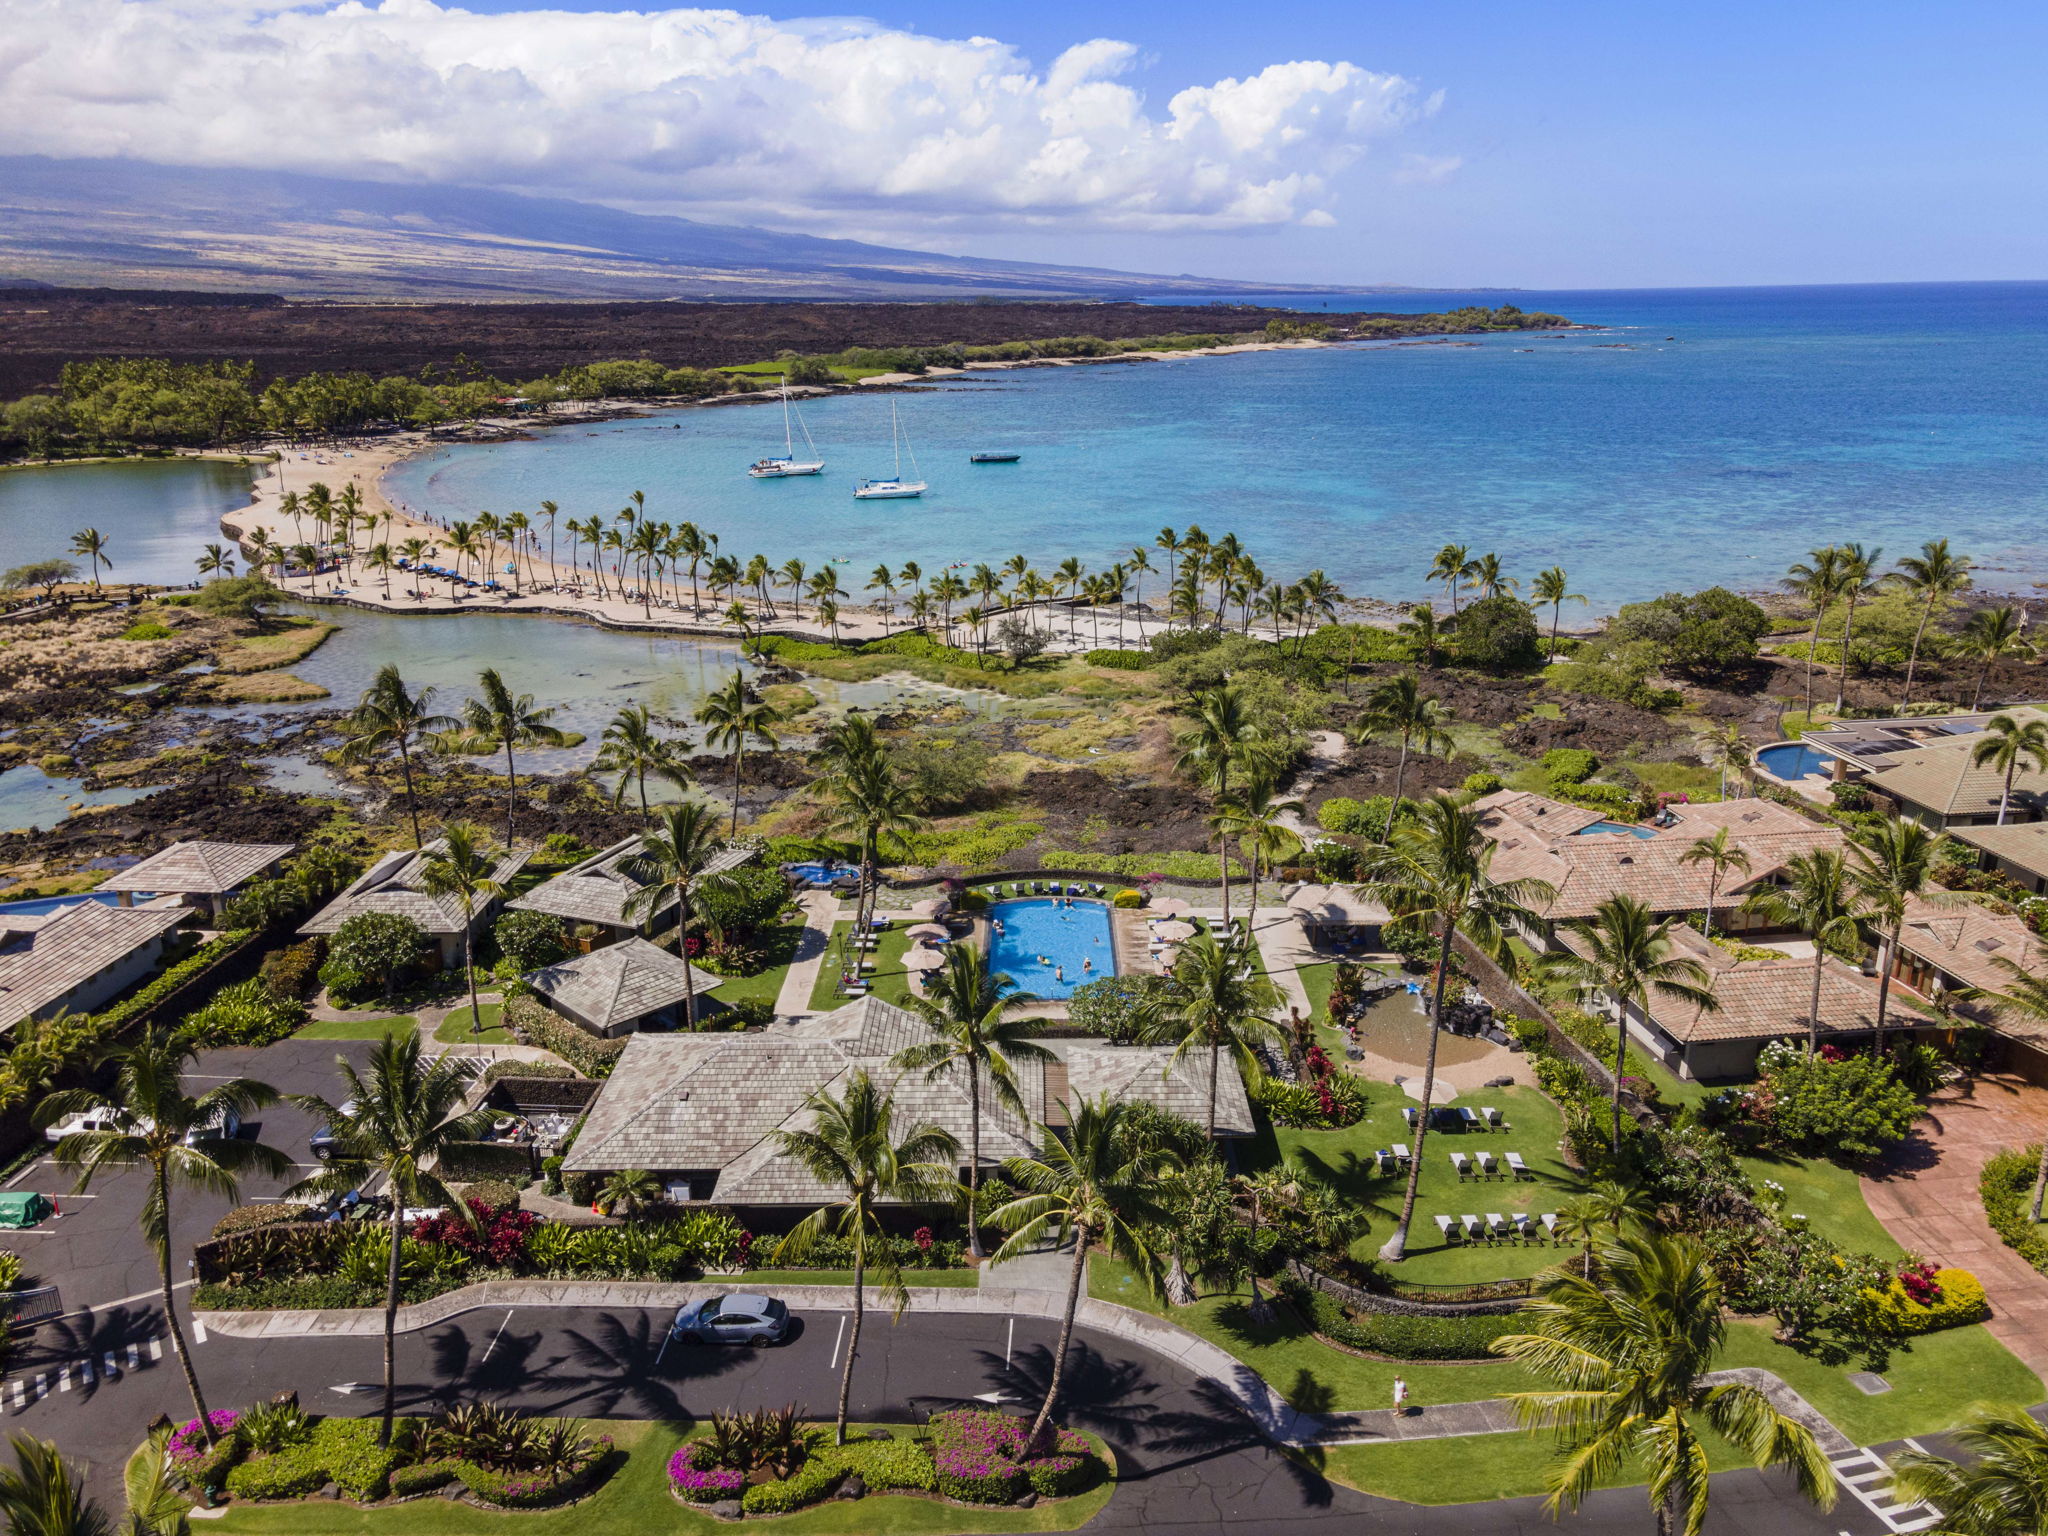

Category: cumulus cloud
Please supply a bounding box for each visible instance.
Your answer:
[0,0,1432,231]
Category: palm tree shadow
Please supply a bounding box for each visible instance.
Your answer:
[9,1304,164,1406]
[408,1310,749,1419]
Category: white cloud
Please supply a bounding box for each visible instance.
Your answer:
[0,0,1433,232]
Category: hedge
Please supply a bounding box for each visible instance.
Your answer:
[1084,648,1151,670]
[1284,1279,1522,1360]
[1864,1267,1990,1335]
[1979,1147,2048,1272]
[223,1418,404,1502]
[437,1141,537,1180]
[740,1453,843,1515]
[504,996,626,1078]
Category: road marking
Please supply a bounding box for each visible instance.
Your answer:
[10,1382,23,1408]
[972,1391,1018,1404]
[57,1367,70,1392]
[1005,1317,1014,1369]
[78,1359,93,1385]
[480,1309,514,1363]
[126,1344,140,1370]
[191,1318,208,1344]
[1829,1448,1940,1533]
[51,1279,195,1321]
[102,1352,118,1378]
[829,1315,846,1370]
[3,1158,52,1190]
[32,1376,45,1400]
[149,1339,163,1361]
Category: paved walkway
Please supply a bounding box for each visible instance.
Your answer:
[1863,1073,2048,1377]
[774,891,844,1018]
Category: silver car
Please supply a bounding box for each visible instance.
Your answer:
[670,1293,791,1347]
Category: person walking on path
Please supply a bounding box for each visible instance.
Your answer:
[1393,1377,1409,1415]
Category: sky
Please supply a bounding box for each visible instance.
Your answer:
[4,0,2045,288]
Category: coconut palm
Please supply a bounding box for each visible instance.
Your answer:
[364,541,395,600]
[1145,928,1283,1139]
[1427,543,1477,617]
[0,1435,113,1536]
[420,822,508,1039]
[1470,551,1517,600]
[1961,605,2029,709]
[1971,712,2048,826]
[1678,827,1751,941]
[1830,541,1884,713]
[1887,1404,2048,1536]
[1536,895,1718,1153]
[1355,671,1454,810]
[1172,683,1271,917]
[1492,1229,1834,1536]
[1354,795,1556,1259]
[37,1029,287,1449]
[337,665,456,847]
[195,543,236,581]
[1783,546,1844,723]
[695,670,785,836]
[288,1033,492,1444]
[814,716,924,935]
[593,702,690,821]
[1707,724,1753,800]
[593,1168,662,1218]
[621,801,746,1027]
[991,1095,1178,1449]
[1846,816,1953,1049]
[773,1071,959,1445]
[1553,1176,1656,1277]
[896,947,1049,1257]
[436,668,568,843]
[1742,848,1868,1053]
[68,528,111,591]
[1889,539,1973,708]
[1213,778,1304,916]
[1530,567,1586,660]
[1396,603,1446,666]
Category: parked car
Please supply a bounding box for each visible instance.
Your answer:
[670,1294,791,1347]
[310,1099,358,1161]
[43,1108,141,1144]
[182,1105,241,1147]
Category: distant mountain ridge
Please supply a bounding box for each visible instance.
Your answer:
[0,157,1333,302]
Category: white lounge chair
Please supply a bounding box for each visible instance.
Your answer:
[1541,1212,1559,1243]
[1481,1105,1503,1130]
[1506,1151,1531,1179]
[1457,1106,1482,1131]
[1510,1212,1533,1243]
[1477,1151,1498,1179]
[1450,1152,1472,1180]
[1391,1143,1412,1165]
[1461,1214,1486,1242]
[1485,1212,1507,1240]
[1402,1106,1420,1129]
[1434,1213,1460,1243]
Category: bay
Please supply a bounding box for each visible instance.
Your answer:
[0,457,257,587]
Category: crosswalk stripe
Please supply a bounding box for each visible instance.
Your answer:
[78,1360,92,1386]
[56,1367,69,1392]
[126,1344,140,1369]
[192,1319,207,1344]
[32,1377,45,1400]
[102,1353,117,1378]
[9,1382,23,1408]
[148,1339,163,1360]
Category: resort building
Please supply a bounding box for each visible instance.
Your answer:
[563,995,1252,1215]
[299,840,529,967]
[1798,709,2048,829]
[1949,822,2048,895]
[0,900,189,1033]
[99,840,295,918]
[1885,895,2048,1080]
[507,836,757,948]
[522,936,729,1037]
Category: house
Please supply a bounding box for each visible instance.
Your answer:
[1801,709,2048,829]
[298,840,529,967]
[0,901,189,1033]
[563,995,1252,1215]
[523,937,730,1038]
[1949,822,2048,895]
[1472,791,1840,932]
[1886,895,2048,1078]
[99,840,295,918]
[1557,919,1936,1080]
[507,836,758,945]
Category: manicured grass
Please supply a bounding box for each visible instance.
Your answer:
[435,1004,513,1044]
[1737,1150,1905,1260]
[808,923,920,1010]
[209,1420,1113,1536]
[295,1015,417,1041]
[704,918,804,1008]
[735,1268,983,1289]
[1310,1428,1753,1505]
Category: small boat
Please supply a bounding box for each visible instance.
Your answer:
[853,401,927,500]
[748,380,825,478]
[969,451,1020,463]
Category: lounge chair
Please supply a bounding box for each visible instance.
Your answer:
[1541,1213,1559,1243]
[1391,1143,1412,1165]
[1482,1106,1503,1131]
[1461,1214,1486,1242]
[1375,1149,1395,1176]
[1476,1151,1498,1179]
[1434,1213,1460,1243]
[1457,1106,1482,1131]
[1485,1213,1507,1240]
[1450,1152,1471,1180]
[1506,1152,1531,1179]
[1402,1106,1419,1130]
[1510,1212,1534,1243]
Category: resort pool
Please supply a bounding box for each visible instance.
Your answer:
[987,899,1115,1000]
[784,862,856,887]
[0,891,137,918]
[1756,742,1836,782]
[1572,819,1657,839]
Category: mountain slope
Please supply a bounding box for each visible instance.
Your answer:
[0,157,1322,302]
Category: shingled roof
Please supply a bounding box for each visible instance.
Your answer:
[524,938,727,1033]
[1892,894,2048,998]
[100,841,293,896]
[1862,712,2048,822]
[299,840,529,937]
[1064,1045,1255,1136]
[508,837,756,928]
[1951,821,2048,884]
[0,901,186,1031]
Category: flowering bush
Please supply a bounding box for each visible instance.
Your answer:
[668,1450,745,1503]
[926,1410,1098,1505]
[169,1411,240,1464]
[1863,1265,1989,1335]
[411,1198,539,1266]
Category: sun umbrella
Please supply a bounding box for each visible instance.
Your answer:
[902,947,947,971]
[1150,897,1193,918]
[1154,920,1197,942]
[905,923,950,941]
[908,899,947,918]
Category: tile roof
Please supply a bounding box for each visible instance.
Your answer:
[1064,1044,1256,1136]
[0,901,186,1030]
[507,837,755,928]
[100,841,294,896]
[1951,821,2048,882]
[299,840,530,937]
[524,938,728,1032]
[1472,792,1842,921]
[1892,894,2048,998]
[1862,714,2048,821]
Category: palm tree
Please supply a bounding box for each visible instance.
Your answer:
[420,822,507,1039]
[593,1168,662,1218]
[337,664,454,847]
[1888,1404,2048,1536]
[1356,672,1454,810]
[67,527,112,592]
[437,667,568,843]
[895,947,1049,1257]
[1427,543,1476,617]
[196,542,236,580]
[1146,929,1283,1139]
[1742,848,1867,1053]
[1355,795,1556,1259]
[1678,827,1751,941]
[288,1033,492,1444]
[1172,683,1268,917]
[1707,723,1753,800]
[1396,603,1446,666]
[1553,1176,1655,1277]
[992,1096,1178,1450]
[1783,546,1844,723]
[1830,541,1884,713]
[1470,551,1516,600]
[1990,957,2048,1221]
[1846,816,1952,1050]
[1213,778,1304,917]
[38,1029,286,1449]
[815,716,924,935]
[621,802,746,1027]
[593,702,689,820]
[1155,527,1182,593]
[1971,712,2048,826]
[1536,895,1718,1153]
[773,1072,959,1445]
[0,1435,113,1536]
[1530,566,1585,660]
[1961,606,2029,709]
[365,541,395,600]
[1493,1229,1834,1536]
[695,670,785,836]
[1890,539,1973,708]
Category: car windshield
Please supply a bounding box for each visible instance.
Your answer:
[765,1299,787,1318]
[700,1296,726,1317]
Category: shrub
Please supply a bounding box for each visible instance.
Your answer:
[458,1179,523,1212]
[1980,1147,2048,1272]
[1283,1281,1518,1360]
[325,911,428,999]
[821,1435,937,1493]
[1753,1041,1920,1158]
[1252,1073,1367,1128]
[177,978,307,1048]
[258,939,323,1001]
[925,1411,1098,1504]
[120,620,175,640]
[390,1461,461,1497]
[1453,593,1542,671]
[1067,972,1176,1044]
[1462,770,1503,795]
[1610,587,1770,679]
[211,1203,311,1240]
[1085,648,1151,669]
[668,1450,745,1503]
[740,1455,842,1514]
[1542,747,1599,785]
[1863,1265,1989,1334]
[493,909,568,972]
[504,995,627,1077]
[1111,887,1143,908]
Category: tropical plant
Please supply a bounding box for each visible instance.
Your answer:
[287,1032,492,1444]
[592,702,690,821]
[1552,1177,1655,1277]
[1783,546,1843,723]
[621,801,746,1028]
[1427,543,1477,617]
[593,1168,662,1218]
[1845,816,1951,1048]
[1492,1230,1834,1536]
[1990,956,2048,1221]
[1172,683,1272,917]
[1889,539,1973,708]
[420,822,507,1041]
[336,664,455,846]
[814,716,924,935]
[435,668,568,843]
[1742,848,1868,1053]
[37,1029,287,1447]
[1677,827,1751,941]
[1971,713,2048,827]
[1530,566,1586,660]
[0,1435,113,1536]
[195,542,236,581]
[1146,929,1284,1140]
[696,671,784,836]
[1961,606,2029,710]
[1830,541,1884,712]
[68,528,111,591]
[1887,1404,2048,1536]
[1212,778,1304,915]
[772,1071,959,1444]
[1354,671,1454,810]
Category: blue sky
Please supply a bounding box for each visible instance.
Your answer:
[16,0,2047,288]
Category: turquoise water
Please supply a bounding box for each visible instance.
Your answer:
[0,458,258,586]
[1756,742,1837,782]
[0,765,148,832]
[385,281,2048,611]
[986,898,1114,999]
[1571,819,1657,838]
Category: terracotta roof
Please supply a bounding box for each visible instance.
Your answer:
[1951,821,2048,882]
[0,902,186,1030]
[1893,894,2048,997]
[508,837,755,928]
[100,841,294,896]
[299,840,529,937]
[523,938,727,1032]
[1862,714,2048,821]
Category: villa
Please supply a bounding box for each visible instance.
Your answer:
[0,900,189,1034]
[99,840,294,918]
[1797,709,2048,829]
[507,836,758,946]
[299,839,529,967]
[522,936,729,1037]
[1886,894,2048,1079]
[563,994,1252,1215]
[1949,821,2048,895]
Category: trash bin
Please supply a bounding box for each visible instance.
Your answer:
[0,1192,51,1229]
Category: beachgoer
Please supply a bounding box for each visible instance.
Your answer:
[1055,965,1065,983]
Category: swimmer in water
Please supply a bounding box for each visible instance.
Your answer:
[1055,965,1065,983]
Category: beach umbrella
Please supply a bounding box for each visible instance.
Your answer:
[905,923,950,942]
[908,899,947,918]
[1157,947,1182,968]
[1154,920,1197,942]
[1150,897,1193,918]
[902,947,947,971]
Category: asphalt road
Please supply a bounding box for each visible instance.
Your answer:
[6,1295,1890,1536]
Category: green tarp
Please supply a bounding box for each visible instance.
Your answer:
[0,1192,50,1229]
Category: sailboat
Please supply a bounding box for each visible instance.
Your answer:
[853,401,927,500]
[747,380,825,478]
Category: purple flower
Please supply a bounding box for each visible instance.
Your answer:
[168,1410,241,1464]
[668,1450,744,1502]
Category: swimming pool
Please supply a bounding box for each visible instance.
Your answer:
[1756,743,1836,782]
[0,891,138,918]
[784,861,857,887]
[1572,819,1657,839]
[986,899,1115,1000]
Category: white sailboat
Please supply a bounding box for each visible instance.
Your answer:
[748,381,826,478]
[853,400,927,499]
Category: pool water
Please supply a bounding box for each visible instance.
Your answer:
[785,862,855,886]
[1756,742,1837,782]
[1571,819,1658,839]
[0,891,138,918]
[986,899,1115,1000]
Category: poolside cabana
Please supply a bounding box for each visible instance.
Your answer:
[100,840,294,918]
[1287,883,1389,940]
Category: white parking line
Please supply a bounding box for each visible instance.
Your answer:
[3,1159,52,1190]
[1005,1317,1014,1369]
[191,1318,208,1344]
[829,1315,846,1370]
[149,1339,163,1360]
[480,1309,514,1363]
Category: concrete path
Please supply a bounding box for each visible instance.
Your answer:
[774,891,844,1018]
[1863,1073,2048,1378]
[1277,729,1349,840]
[1252,910,1317,1019]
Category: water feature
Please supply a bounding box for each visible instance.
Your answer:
[0,458,257,586]
[1755,742,1837,782]
[987,897,1115,1000]
[1351,987,1497,1072]
[0,765,148,832]
[1571,819,1658,838]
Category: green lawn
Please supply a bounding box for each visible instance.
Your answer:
[435,1004,514,1044]
[1310,1429,1754,1506]
[808,923,920,1010]
[704,917,804,1008]
[209,1420,1113,1535]
[295,1015,417,1041]
[1737,1150,1905,1260]
[735,1269,982,1289]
